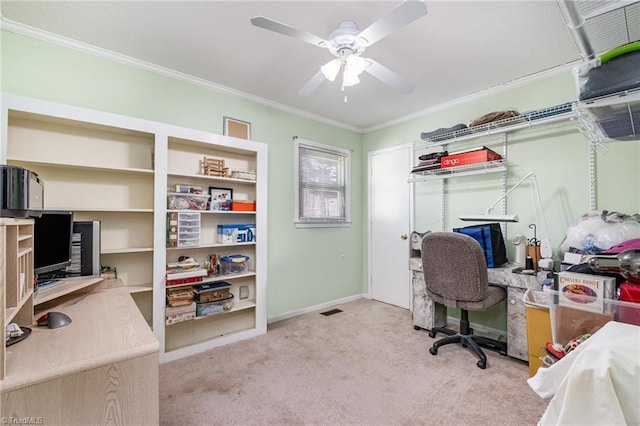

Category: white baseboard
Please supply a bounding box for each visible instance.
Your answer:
[268,293,369,323]
[445,315,507,341]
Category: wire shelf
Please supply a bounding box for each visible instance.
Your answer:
[408,160,507,183]
[416,104,575,149]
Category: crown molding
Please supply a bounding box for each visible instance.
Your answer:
[0,16,362,134]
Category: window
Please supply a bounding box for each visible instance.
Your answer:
[294,138,351,228]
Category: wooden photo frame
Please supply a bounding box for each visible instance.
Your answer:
[223,117,251,140]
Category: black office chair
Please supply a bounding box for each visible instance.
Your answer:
[421,232,508,369]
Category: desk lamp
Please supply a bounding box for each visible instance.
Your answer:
[459,171,553,269]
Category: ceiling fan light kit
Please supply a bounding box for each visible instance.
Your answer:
[250,0,427,97]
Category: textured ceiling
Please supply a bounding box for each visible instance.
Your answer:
[1,1,638,131]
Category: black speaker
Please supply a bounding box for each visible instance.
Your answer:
[71,221,101,276]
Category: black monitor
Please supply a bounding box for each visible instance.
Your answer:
[33,210,74,277]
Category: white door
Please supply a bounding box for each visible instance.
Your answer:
[369,145,413,309]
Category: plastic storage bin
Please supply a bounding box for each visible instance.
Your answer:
[542,288,640,346]
[220,255,249,274]
[167,192,210,210]
[195,294,234,316]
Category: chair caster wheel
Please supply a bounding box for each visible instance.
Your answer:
[429,347,438,356]
[477,360,486,369]
[414,326,421,331]
[428,330,436,338]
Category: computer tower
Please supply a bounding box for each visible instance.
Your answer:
[72,220,101,276]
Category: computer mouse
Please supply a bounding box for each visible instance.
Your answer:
[36,311,72,329]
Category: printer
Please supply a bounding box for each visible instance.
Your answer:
[1,165,44,218]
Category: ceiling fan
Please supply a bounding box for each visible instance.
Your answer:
[250,0,428,97]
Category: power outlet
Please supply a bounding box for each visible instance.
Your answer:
[239,285,249,300]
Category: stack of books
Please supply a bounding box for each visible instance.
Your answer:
[166,267,207,286]
[166,258,207,286]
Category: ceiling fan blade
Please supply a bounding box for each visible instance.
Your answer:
[364,58,414,94]
[356,0,427,47]
[251,16,329,48]
[298,70,327,96]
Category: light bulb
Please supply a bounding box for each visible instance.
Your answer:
[320,59,341,82]
[342,70,360,87]
[346,55,367,76]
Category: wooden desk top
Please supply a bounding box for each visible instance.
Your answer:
[1,286,158,393]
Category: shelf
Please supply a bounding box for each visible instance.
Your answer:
[576,89,640,142]
[33,276,104,306]
[7,158,154,175]
[167,241,256,250]
[165,272,256,290]
[17,247,32,257]
[416,110,574,149]
[165,299,256,326]
[166,209,256,215]
[48,207,154,213]
[408,160,507,183]
[201,210,256,215]
[168,172,256,185]
[102,247,153,254]
[4,287,31,324]
[127,285,153,294]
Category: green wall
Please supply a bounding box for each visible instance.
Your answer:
[362,73,640,330]
[1,30,364,319]
[3,28,638,331]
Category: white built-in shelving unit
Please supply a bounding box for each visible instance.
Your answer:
[0,93,267,362]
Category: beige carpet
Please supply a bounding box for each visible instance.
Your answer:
[160,298,549,425]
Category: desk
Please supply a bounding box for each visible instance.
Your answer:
[1,284,159,425]
[409,256,547,361]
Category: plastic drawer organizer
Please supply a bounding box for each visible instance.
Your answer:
[167,212,201,247]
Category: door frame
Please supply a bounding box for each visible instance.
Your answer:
[367,143,414,308]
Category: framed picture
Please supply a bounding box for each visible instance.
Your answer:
[223,116,251,140]
[209,187,233,211]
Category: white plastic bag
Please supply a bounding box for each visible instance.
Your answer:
[559,211,640,255]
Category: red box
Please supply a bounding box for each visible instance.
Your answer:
[231,200,256,211]
[617,282,640,325]
[440,148,502,168]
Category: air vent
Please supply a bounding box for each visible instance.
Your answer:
[320,308,343,316]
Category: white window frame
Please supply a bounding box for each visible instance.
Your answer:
[294,138,351,228]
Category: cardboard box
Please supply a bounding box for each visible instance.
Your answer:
[165,302,196,325]
[440,147,502,168]
[557,271,615,313]
[217,224,256,244]
[231,200,256,211]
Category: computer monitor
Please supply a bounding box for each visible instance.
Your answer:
[33,210,74,277]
